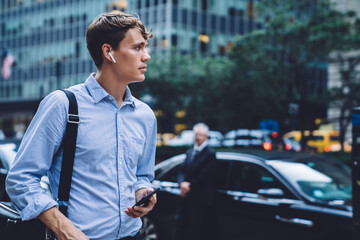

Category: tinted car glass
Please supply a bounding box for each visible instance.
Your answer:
[268,159,351,204]
[228,161,296,198]
[308,136,324,141]
[159,162,182,182]
[330,136,340,141]
[213,161,231,190]
[0,155,4,169]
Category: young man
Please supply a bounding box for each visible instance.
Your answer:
[6,12,157,240]
[174,123,219,240]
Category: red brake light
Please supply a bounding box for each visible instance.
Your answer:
[324,145,331,152]
[285,144,291,151]
[263,142,272,151]
[271,132,279,138]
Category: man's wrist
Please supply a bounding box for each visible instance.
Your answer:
[38,206,73,236]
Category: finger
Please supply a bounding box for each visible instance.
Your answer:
[143,188,154,196]
[150,193,157,203]
[126,207,140,218]
[130,206,147,218]
[132,206,145,213]
[133,204,153,217]
[125,208,135,218]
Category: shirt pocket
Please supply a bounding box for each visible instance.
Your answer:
[126,136,145,169]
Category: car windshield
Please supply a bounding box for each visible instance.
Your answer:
[267,159,352,205]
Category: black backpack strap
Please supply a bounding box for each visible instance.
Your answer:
[57,89,80,216]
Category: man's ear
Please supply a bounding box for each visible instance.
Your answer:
[101,44,114,63]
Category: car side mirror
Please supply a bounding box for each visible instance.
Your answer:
[257,188,284,198]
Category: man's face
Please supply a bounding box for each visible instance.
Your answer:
[194,128,208,147]
[111,28,150,84]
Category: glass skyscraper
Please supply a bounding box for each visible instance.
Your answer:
[0,0,258,104]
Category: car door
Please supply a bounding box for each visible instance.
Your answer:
[0,150,9,201]
[216,160,320,240]
[151,159,183,240]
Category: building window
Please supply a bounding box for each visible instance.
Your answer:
[182,9,187,25]
[191,10,197,26]
[171,34,177,46]
[199,33,209,53]
[161,37,167,47]
[247,0,254,19]
[201,12,206,28]
[218,45,225,56]
[202,0,207,11]
[229,8,235,17]
[75,41,80,58]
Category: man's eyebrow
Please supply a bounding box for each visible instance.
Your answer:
[132,41,148,47]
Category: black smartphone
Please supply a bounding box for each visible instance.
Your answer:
[132,188,160,208]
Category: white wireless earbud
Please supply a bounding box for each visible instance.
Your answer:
[108,52,116,63]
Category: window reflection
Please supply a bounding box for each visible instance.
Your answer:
[268,160,351,203]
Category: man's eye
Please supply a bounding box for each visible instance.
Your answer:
[135,46,141,50]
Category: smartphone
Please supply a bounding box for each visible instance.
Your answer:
[132,188,160,208]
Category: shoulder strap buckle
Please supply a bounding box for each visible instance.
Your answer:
[67,114,80,124]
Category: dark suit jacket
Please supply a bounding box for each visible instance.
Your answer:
[177,145,217,206]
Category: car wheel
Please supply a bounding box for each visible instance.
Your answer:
[141,216,160,240]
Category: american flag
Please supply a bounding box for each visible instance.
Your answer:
[1,50,15,80]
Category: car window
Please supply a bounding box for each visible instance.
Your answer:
[269,159,351,203]
[213,161,231,190]
[158,159,231,189]
[308,136,324,141]
[227,161,295,198]
[330,136,339,141]
[0,156,4,169]
[159,162,182,182]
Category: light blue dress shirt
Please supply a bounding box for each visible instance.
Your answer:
[6,74,157,240]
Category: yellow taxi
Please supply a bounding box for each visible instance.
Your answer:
[156,133,175,147]
[283,130,341,153]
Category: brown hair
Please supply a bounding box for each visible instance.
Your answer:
[86,11,152,68]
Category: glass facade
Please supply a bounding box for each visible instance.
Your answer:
[0,0,259,102]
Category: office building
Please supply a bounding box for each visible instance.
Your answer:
[0,0,259,131]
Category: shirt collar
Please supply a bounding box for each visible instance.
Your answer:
[85,73,136,108]
[194,140,208,152]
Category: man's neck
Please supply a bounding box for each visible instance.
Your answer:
[94,70,128,107]
[194,140,208,151]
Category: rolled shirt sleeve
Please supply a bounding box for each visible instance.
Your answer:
[6,91,67,220]
[134,113,156,192]
[6,74,158,239]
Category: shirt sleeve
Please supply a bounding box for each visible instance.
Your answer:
[134,114,157,192]
[6,90,68,220]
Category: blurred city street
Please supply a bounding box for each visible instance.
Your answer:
[1,0,360,239]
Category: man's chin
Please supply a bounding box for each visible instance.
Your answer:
[129,77,145,84]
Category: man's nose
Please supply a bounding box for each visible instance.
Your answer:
[142,50,151,62]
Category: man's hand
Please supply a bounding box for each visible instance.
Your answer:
[38,207,89,240]
[125,188,157,218]
[180,181,191,197]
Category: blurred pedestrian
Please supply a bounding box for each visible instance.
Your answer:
[173,123,220,240]
[6,11,157,240]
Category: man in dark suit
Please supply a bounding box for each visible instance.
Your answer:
[173,123,219,240]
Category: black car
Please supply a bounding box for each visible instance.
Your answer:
[141,151,352,240]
